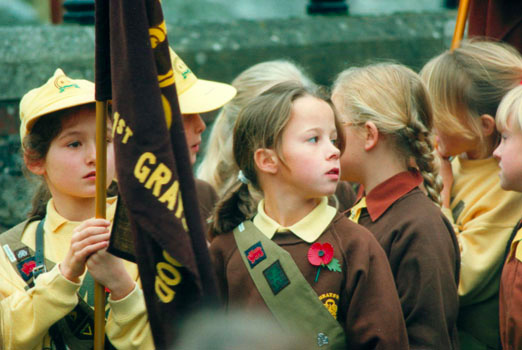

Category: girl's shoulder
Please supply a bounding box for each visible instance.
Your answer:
[328,213,382,250]
[208,229,236,256]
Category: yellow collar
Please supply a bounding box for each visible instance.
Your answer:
[45,197,118,233]
[349,197,367,223]
[511,226,522,262]
[253,197,336,243]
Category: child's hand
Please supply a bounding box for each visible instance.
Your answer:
[87,249,136,301]
[59,218,111,283]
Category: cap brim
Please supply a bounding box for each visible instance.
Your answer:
[178,79,236,115]
[25,93,95,132]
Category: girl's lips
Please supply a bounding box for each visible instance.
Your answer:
[84,171,96,179]
[326,168,340,180]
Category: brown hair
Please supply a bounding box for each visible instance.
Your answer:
[333,63,442,204]
[197,60,316,197]
[210,81,344,237]
[420,39,522,157]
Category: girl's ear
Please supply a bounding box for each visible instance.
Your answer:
[254,148,278,175]
[24,154,45,176]
[363,121,379,151]
[480,114,496,136]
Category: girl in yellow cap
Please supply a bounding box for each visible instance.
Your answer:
[0,69,153,350]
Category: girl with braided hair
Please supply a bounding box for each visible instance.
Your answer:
[332,63,460,349]
[420,39,522,350]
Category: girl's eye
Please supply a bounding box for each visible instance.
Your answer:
[308,136,318,144]
[67,141,81,148]
[331,139,337,145]
[501,133,508,140]
[107,136,113,143]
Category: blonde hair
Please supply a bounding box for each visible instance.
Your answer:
[197,60,316,197]
[497,85,522,132]
[333,63,442,204]
[210,82,344,236]
[420,39,522,155]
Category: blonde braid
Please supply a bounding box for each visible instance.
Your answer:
[398,123,442,205]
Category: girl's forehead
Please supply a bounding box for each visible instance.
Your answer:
[59,108,97,130]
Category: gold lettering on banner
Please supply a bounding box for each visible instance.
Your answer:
[112,112,134,144]
[161,94,172,129]
[134,152,188,231]
[145,163,172,197]
[155,250,183,303]
[149,21,167,49]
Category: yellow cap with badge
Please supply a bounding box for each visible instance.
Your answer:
[19,68,95,143]
[169,48,236,115]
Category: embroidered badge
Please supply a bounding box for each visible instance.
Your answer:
[54,74,79,93]
[317,332,329,347]
[263,260,290,295]
[244,241,266,269]
[17,258,36,282]
[14,247,30,262]
[3,244,16,263]
[319,292,340,319]
[308,242,342,282]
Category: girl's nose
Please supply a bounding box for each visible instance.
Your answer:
[327,141,341,159]
[86,142,97,163]
[194,114,206,134]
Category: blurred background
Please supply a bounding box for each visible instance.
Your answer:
[0,0,458,230]
[3,0,454,25]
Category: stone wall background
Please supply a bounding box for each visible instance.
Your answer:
[0,11,456,230]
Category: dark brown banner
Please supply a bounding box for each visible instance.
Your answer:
[94,0,217,348]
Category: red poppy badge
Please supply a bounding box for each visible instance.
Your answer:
[307,242,341,282]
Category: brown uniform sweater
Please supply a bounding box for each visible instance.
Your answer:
[348,171,460,350]
[210,213,409,350]
[500,221,522,350]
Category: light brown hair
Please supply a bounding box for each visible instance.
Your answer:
[333,63,442,204]
[420,39,522,156]
[210,81,344,236]
[197,60,316,197]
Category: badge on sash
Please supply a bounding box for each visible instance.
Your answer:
[17,257,37,282]
[14,247,30,262]
[244,241,266,269]
[263,260,290,295]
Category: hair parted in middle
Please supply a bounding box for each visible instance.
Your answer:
[197,60,317,197]
[210,81,345,237]
[333,62,442,204]
[496,85,522,133]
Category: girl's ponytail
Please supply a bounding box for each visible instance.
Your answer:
[28,183,51,218]
[209,180,257,238]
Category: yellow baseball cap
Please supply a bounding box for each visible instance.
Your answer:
[19,68,95,142]
[169,48,236,115]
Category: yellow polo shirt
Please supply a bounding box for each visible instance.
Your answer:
[0,198,153,350]
[253,197,337,243]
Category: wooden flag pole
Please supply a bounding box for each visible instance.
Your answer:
[450,0,471,50]
[94,100,108,350]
